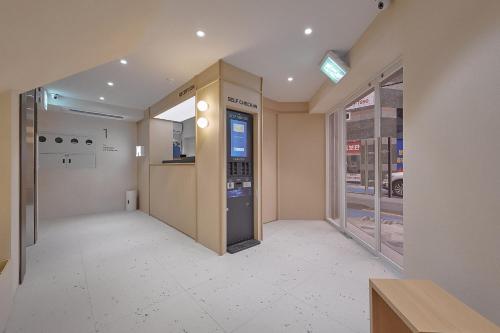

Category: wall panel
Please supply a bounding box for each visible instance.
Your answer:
[150,165,196,238]
[277,113,325,220]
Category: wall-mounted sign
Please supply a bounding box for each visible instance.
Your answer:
[227,97,258,110]
[223,82,261,114]
[103,144,118,152]
[178,84,195,98]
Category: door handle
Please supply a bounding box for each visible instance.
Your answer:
[69,159,72,164]
[62,158,65,164]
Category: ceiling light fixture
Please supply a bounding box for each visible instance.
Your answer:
[304,27,313,35]
[196,30,206,38]
[288,77,294,82]
[99,96,105,101]
[107,81,114,87]
[197,100,209,112]
[120,59,128,65]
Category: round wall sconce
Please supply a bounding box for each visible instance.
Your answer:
[197,117,209,128]
[197,100,209,112]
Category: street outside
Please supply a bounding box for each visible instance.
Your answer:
[346,184,403,258]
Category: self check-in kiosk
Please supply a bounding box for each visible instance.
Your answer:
[146,60,262,256]
[226,110,259,253]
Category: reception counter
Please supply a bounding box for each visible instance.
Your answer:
[149,163,197,239]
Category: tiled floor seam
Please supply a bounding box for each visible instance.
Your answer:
[178,276,228,333]
[227,292,291,333]
[77,237,99,333]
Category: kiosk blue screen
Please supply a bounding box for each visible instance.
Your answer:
[230,119,247,158]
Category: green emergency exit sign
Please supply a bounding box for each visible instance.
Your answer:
[320,51,349,84]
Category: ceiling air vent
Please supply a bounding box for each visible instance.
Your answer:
[69,108,124,119]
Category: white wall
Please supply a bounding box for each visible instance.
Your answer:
[37,111,137,221]
[311,0,500,324]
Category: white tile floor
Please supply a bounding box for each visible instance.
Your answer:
[6,211,401,333]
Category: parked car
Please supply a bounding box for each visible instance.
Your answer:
[382,171,403,197]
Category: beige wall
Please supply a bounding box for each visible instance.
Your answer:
[149,119,173,165]
[150,165,196,238]
[262,100,326,222]
[310,0,500,324]
[37,111,138,221]
[0,91,20,332]
[196,81,223,254]
[262,109,278,223]
[277,113,326,220]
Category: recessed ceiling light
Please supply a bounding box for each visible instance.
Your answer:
[304,27,313,35]
[120,59,128,65]
[107,81,114,86]
[99,96,105,101]
[288,77,294,82]
[196,30,206,38]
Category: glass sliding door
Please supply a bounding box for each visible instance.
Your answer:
[333,66,404,268]
[379,68,404,266]
[345,89,376,248]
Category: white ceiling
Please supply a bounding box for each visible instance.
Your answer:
[46,0,379,114]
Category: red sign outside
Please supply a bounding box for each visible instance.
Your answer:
[346,140,361,155]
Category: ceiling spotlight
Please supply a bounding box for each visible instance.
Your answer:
[120,59,128,65]
[99,96,105,101]
[197,117,209,128]
[196,30,206,38]
[304,27,313,35]
[288,77,294,82]
[107,81,114,86]
[197,100,209,112]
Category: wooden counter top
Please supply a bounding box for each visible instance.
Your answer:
[370,279,499,333]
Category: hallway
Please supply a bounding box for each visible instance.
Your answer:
[6,212,399,333]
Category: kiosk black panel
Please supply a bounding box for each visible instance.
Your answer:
[226,110,258,252]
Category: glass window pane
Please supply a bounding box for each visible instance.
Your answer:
[345,89,376,248]
[380,68,404,266]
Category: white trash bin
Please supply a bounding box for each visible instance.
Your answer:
[126,190,137,211]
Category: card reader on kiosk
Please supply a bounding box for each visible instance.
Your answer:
[226,110,260,253]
